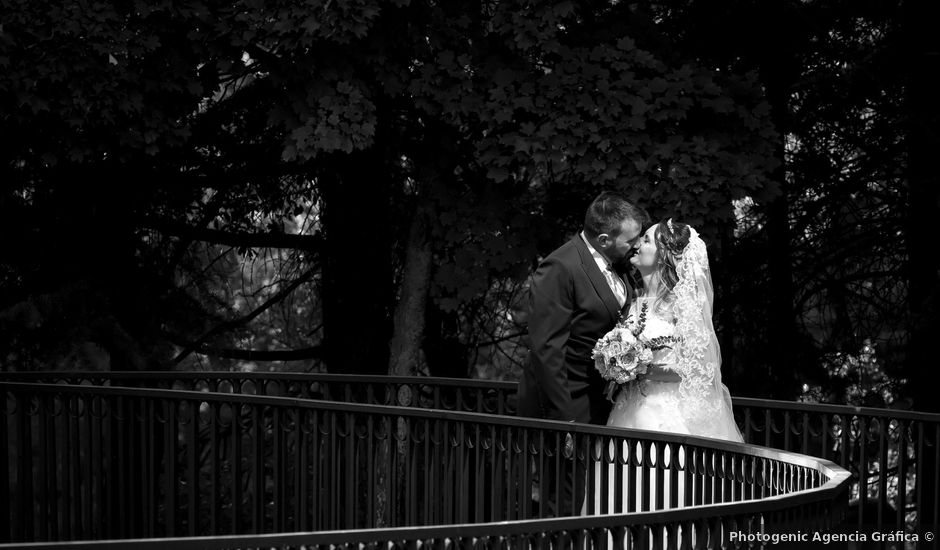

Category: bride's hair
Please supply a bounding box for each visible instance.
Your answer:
[652,218,692,308]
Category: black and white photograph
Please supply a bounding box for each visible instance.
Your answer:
[1,0,938,548]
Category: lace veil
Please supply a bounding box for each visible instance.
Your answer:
[670,226,735,435]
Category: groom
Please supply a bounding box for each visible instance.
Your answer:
[518,191,648,516]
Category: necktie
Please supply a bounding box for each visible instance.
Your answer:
[606,265,626,308]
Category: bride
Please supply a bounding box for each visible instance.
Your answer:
[586,219,743,516]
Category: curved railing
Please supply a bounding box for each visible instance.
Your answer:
[1,381,848,548]
[1,371,936,529]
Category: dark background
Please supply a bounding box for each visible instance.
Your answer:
[1,0,938,411]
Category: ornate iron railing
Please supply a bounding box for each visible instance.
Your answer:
[5,372,936,536]
[1,381,848,548]
[2,371,936,530]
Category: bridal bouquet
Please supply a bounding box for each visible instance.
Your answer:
[592,326,653,386]
[592,302,675,400]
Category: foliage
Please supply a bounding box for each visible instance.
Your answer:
[718,1,910,399]
[1,0,921,413]
[801,340,907,408]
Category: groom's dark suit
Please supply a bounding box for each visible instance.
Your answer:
[518,233,634,516]
[520,234,633,423]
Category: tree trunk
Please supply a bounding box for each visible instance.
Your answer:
[902,0,940,530]
[755,2,801,398]
[320,147,394,375]
[388,211,433,379]
[761,72,797,397]
[376,208,432,527]
[903,0,940,412]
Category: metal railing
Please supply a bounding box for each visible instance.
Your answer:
[5,372,936,533]
[1,381,849,548]
[3,370,938,536]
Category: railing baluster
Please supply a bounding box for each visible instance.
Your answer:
[272,407,282,533]
[668,443,680,509]
[444,422,455,521]
[654,441,665,511]
[19,392,34,542]
[917,422,925,534]
[419,417,430,525]
[0,390,8,542]
[231,402,242,534]
[878,418,888,527]
[640,440,651,512]
[59,397,72,541]
[521,428,533,518]
[310,409,320,530]
[210,400,219,535]
[345,412,356,528]
[404,416,415,526]
[366,415,374,529]
[624,438,642,513]
[251,405,263,533]
[92,396,105,538]
[897,419,907,529]
[615,437,626,513]
[38,393,50,541]
[724,452,735,504]
[474,424,485,522]
[164,398,177,537]
[115,396,127,539]
[431,418,442,524]
[297,408,308,531]
[838,415,850,471]
[490,426,504,521]
[145,400,155,537]
[186,400,198,536]
[458,423,469,522]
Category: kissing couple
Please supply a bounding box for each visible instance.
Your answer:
[517,191,744,517]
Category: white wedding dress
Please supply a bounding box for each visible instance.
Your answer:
[586,291,743,517]
[607,297,743,442]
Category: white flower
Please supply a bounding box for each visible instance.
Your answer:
[592,324,655,389]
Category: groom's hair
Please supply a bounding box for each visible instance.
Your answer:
[583,192,649,238]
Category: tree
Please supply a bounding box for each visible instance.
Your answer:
[1,0,777,378]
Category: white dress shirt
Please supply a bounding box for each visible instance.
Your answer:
[580,232,626,308]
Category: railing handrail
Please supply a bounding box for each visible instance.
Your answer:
[732,396,940,422]
[0,490,849,550]
[0,370,514,389]
[2,370,939,423]
[0,381,850,480]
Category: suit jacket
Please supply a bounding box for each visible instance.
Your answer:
[518,235,634,424]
